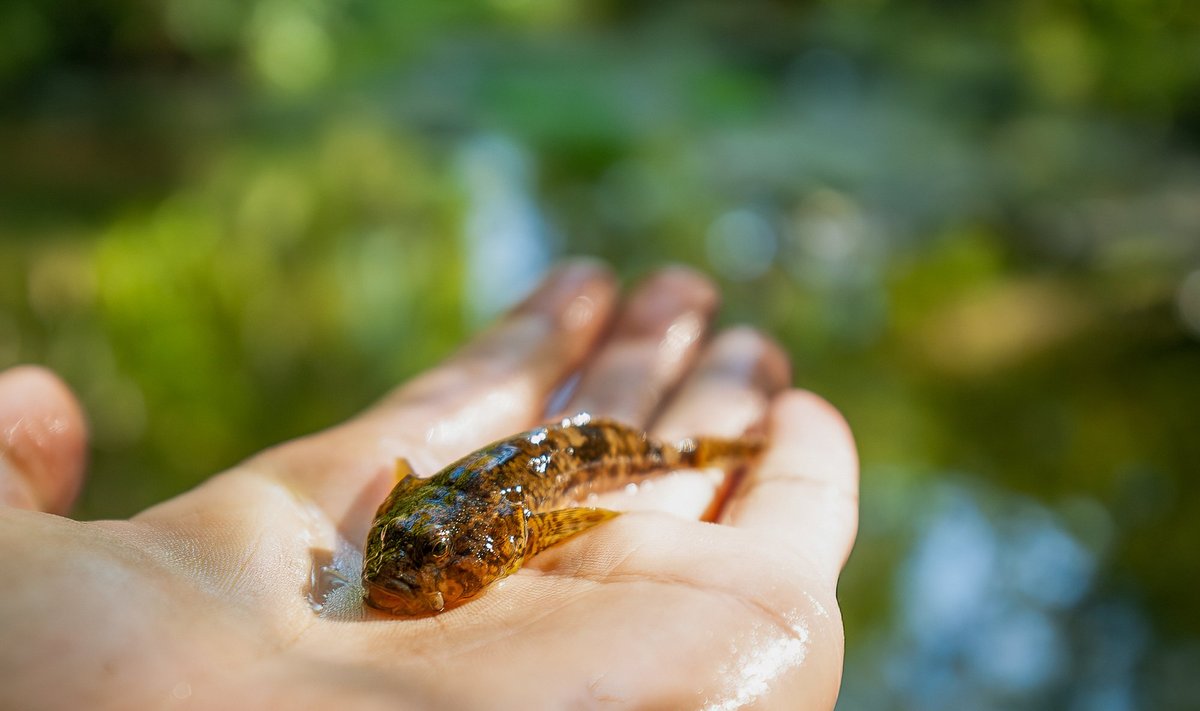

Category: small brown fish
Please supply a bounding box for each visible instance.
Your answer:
[361,413,762,617]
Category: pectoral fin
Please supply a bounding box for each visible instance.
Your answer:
[392,458,416,483]
[526,507,620,558]
[374,458,424,517]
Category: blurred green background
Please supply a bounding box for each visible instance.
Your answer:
[3,0,1199,707]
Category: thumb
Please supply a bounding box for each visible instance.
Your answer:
[0,366,88,514]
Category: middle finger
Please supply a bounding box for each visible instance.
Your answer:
[554,266,718,427]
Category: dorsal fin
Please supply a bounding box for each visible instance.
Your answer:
[374,458,424,517]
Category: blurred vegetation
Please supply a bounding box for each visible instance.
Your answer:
[3,0,1200,708]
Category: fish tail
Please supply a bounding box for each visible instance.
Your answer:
[670,435,765,469]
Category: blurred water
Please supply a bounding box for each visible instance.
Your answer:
[456,135,553,324]
[837,480,1161,711]
[706,208,778,281]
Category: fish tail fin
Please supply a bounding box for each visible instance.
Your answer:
[671,434,765,469]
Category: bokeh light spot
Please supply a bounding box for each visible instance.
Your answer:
[706,208,777,281]
[248,3,333,93]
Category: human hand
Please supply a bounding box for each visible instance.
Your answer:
[0,261,858,710]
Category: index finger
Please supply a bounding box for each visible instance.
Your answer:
[231,260,618,528]
[721,390,859,580]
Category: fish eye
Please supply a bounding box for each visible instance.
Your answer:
[430,539,450,559]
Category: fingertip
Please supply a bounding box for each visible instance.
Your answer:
[771,390,856,457]
[649,264,720,301]
[619,266,720,336]
[708,326,793,393]
[750,330,793,392]
[519,258,619,323]
[0,365,89,514]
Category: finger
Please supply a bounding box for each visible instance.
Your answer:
[393,259,618,428]
[651,327,791,442]
[0,366,88,514]
[722,390,859,579]
[590,327,789,519]
[242,259,619,527]
[557,266,718,425]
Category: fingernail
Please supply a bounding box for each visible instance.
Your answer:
[520,258,613,317]
[702,328,792,390]
[619,266,719,337]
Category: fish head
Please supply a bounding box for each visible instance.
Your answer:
[362,487,528,616]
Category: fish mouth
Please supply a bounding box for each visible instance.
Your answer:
[363,581,446,617]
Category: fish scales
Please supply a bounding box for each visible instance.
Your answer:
[361,414,762,617]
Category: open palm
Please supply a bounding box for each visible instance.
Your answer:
[1,262,858,710]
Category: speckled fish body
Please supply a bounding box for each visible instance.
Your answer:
[362,413,762,617]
